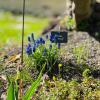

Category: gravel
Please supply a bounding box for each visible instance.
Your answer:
[60,31,100,69]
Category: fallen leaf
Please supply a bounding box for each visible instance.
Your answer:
[8,54,21,63]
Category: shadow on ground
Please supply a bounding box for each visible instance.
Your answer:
[61,62,100,81]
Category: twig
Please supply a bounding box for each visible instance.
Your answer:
[21,0,25,64]
[18,0,25,99]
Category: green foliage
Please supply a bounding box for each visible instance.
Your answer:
[67,80,80,99]
[25,33,61,76]
[7,82,15,100]
[20,68,33,83]
[6,75,18,100]
[37,78,68,100]
[15,81,18,100]
[36,74,100,100]
[28,44,58,73]
[73,44,89,65]
[66,16,76,30]
[6,64,45,100]
[82,69,91,78]
[23,63,45,100]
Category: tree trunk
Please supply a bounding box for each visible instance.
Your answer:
[73,0,96,24]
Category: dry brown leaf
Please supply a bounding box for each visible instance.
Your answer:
[8,54,21,63]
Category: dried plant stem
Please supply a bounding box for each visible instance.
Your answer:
[18,0,25,99]
[18,79,23,100]
[21,0,25,64]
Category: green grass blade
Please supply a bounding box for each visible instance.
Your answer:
[7,82,15,100]
[15,81,18,100]
[23,64,45,100]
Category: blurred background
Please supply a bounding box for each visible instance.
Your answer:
[0,0,65,16]
[0,0,66,47]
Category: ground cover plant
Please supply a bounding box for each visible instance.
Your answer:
[36,69,100,100]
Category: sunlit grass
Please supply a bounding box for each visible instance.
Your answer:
[0,12,49,47]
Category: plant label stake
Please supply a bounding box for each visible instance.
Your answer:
[51,21,68,43]
[50,0,69,44]
[51,31,68,43]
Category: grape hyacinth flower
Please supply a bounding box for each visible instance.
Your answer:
[36,39,40,45]
[26,44,32,55]
[50,33,58,43]
[31,33,34,41]
[39,37,45,44]
[26,32,61,56]
[28,36,31,42]
[39,37,43,42]
[42,39,45,44]
[50,33,54,42]
[34,41,38,48]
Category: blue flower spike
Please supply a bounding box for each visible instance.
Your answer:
[42,39,45,44]
[28,36,31,42]
[31,33,34,41]
[26,32,61,56]
[50,33,57,43]
[50,33,53,42]
[36,39,40,46]
[39,37,45,44]
[26,44,32,55]
[39,37,42,42]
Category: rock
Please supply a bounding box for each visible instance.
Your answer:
[60,31,100,69]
